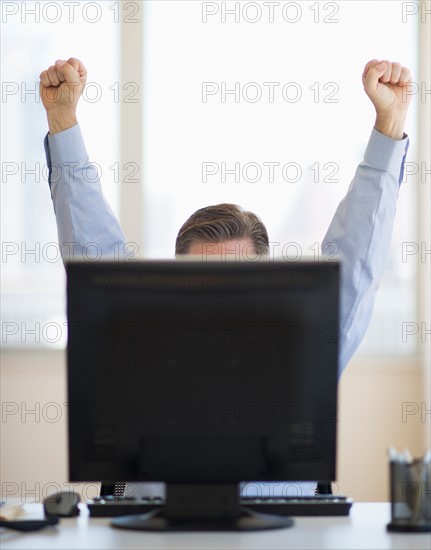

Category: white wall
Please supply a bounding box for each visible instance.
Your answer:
[1,351,425,502]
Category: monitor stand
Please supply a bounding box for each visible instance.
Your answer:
[111,483,294,532]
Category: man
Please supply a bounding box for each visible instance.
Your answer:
[40,57,411,497]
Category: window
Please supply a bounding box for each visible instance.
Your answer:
[2,1,422,357]
[1,1,120,348]
[141,0,419,356]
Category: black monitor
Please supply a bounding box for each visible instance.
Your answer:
[66,259,339,531]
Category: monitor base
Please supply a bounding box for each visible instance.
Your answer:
[111,507,294,531]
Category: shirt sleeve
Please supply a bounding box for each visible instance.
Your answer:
[44,123,128,263]
[322,128,410,378]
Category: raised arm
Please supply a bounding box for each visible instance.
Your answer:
[40,58,127,262]
[323,60,412,377]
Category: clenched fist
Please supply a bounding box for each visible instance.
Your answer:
[362,59,412,140]
[39,58,87,134]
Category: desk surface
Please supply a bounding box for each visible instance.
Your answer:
[1,503,430,549]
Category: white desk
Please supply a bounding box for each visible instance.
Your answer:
[1,503,430,549]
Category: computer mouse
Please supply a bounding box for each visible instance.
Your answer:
[43,491,80,517]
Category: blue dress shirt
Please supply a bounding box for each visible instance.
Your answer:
[44,124,409,496]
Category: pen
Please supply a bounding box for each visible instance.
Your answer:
[387,446,399,462]
[402,448,413,464]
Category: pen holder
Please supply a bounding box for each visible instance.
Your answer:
[387,459,431,532]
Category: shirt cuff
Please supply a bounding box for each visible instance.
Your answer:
[46,123,88,165]
[364,127,409,180]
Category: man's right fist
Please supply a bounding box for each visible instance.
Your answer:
[39,58,87,134]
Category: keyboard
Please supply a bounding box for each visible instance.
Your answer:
[86,495,353,517]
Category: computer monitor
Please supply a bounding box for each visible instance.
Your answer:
[66,259,339,531]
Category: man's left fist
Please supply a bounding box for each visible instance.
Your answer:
[362,59,412,139]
